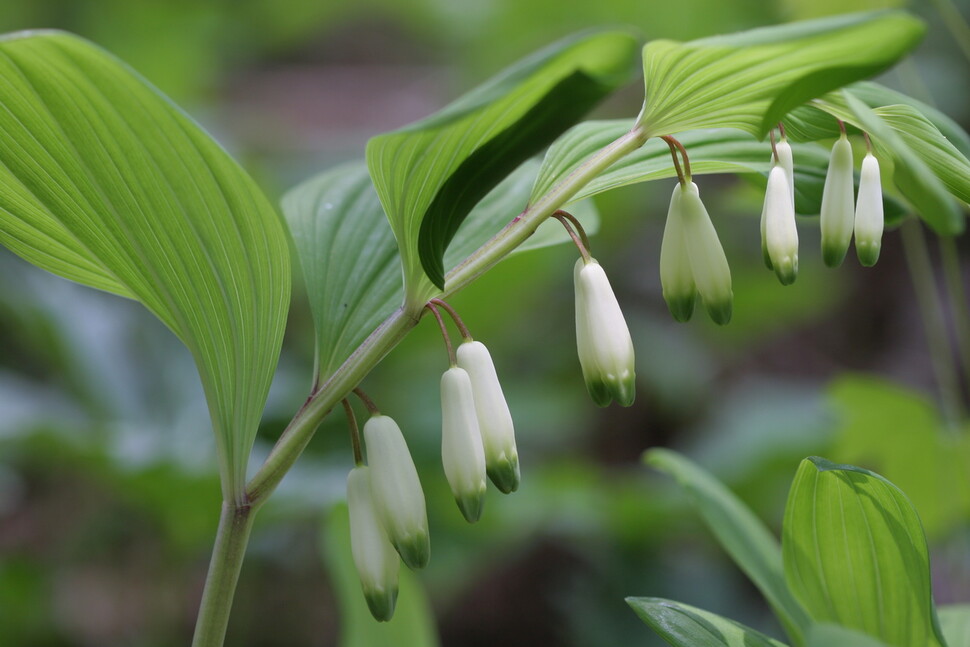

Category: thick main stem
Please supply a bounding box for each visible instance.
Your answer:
[192,502,256,647]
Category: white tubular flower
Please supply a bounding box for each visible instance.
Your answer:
[761,139,796,271]
[574,258,636,407]
[660,184,696,322]
[679,182,733,325]
[456,340,520,494]
[854,153,884,267]
[440,366,487,522]
[363,415,430,569]
[764,164,799,285]
[820,134,856,268]
[347,466,400,622]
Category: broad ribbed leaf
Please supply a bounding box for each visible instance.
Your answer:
[627,597,790,647]
[531,122,908,222]
[283,160,597,384]
[782,458,947,647]
[939,605,970,647]
[0,31,290,500]
[635,11,924,138]
[646,449,811,644]
[366,30,637,294]
[322,504,440,647]
[806,625,891,647]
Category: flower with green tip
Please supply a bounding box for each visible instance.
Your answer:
[678,182,733,325]
[660,184,696,322]
[456,340,520,494]
[347,465,400,622]
[363,414,430,569]
[854,153,883,267]
[440,366,488,522]
[574,257,636,406]
[820,134,856,268]
[761,139,795,271]
[763,164,798,285]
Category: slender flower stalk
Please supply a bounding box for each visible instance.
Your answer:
[347,466,400,622]
[660,184,696,322]
[363,415,430,569]
[440,366,488,522]
[820,133,856,267]
[456,340,520,493]
[678,182,733,325]
[854,152,884,266]
[574,258,636,406]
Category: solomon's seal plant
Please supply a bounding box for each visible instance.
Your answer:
[0,7,966,644]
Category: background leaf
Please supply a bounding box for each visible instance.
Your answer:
[283,160,598,385]
[635,11,924,138]
[782,458,947,647]
[366,30,637,294]
[806,624,891,647]
[321,504,440,647]
[0,31,290,499]
[646,449,811,644]
[627,597,790,647]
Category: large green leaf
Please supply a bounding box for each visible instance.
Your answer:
[366,30,637,294]
[782,458,947,647]
[531,122,908,222]
[627,597,790,647]
[646,449,811,645]
[635,11,924,139]
[806,624,891,647]
[321,504,439,647]
[0,31,290,500]
[282,160,597,384]
[939,605,970,647]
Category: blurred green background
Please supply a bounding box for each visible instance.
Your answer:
[0,0,968,645]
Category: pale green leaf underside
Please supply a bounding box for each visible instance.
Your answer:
[782,458,946,647]
[627,597,790,647]
[806,624,891,647]
[636,10,924,138]
[0,31,291,498]
[322,504,440,647]
[283,160,597,384]
[939,605,970,647]
[645,449,811,645]
[367,29,636,294]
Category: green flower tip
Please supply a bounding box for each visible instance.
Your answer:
[856,241,881,267]
[364,586,398,622]
[455,486,486,523]
[704,297,733,326]
[487,454,520,494]
[664,292,695,323]
[585,375,635,407]
[773,255,798,286]
[394,528,430,570]
[822,242,848,268]
[761,243,774,271]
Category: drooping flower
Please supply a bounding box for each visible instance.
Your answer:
[363,414,430,569]
[660,185,696,322]
[761,139,795,272]
[574,258,636,407]
[347,465,400,622]
[440,366,488,522]
[763,164,799,285]
[678,182,733,325]
[854,152,884,267]
[820,134,856,267]
[456,340,520,494]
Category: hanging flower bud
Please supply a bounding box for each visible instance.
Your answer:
[854,153,884,267]
[660,185,696,322]
[820,134,856,267]
[456,340,520,494]
[679,182,733,325]
[347,466,400,622]
[762,139,795,271]
[763,165,799,285]
[440,366,488,522]
[363,415,430,569]
[574,258,636,407]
